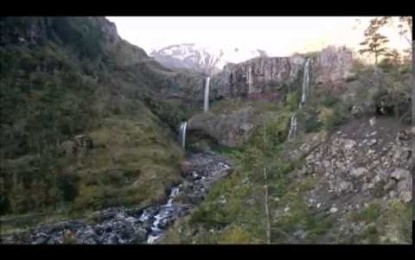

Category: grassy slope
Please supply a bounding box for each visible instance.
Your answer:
[0,17,187,229]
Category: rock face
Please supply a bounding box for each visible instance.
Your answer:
[314,46,354,86]
[187,107,261,147]
[207,46,354,102]
[211,55,306,100]
[186,94,300,147]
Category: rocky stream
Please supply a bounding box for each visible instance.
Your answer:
[1,152,232,244]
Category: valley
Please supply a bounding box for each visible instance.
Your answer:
[0,16,412,244]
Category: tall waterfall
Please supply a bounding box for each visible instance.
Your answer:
[179,122,187,149]
[204,77,210,112]
[299,58,311,109]
[247,65,253,95]
[287,58,311,142]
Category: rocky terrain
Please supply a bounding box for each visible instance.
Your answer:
[159,116,412,244]
[1,153,232,244]
[284,116,412,243]
[1,16,411,245]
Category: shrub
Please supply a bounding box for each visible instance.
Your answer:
[218,225,252,244]
[286,91,299,111]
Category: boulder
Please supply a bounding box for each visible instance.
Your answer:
[390,168,410,181]
[180,161,192,176]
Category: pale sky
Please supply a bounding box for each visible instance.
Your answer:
[107,16,409,63]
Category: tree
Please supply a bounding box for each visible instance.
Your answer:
[384,49,401,65]
[377,16,412,47]
[360,16,412,65]
[9,181,26,213]
[396,16,412,46]
[366,17,412,46]
[359,30,389,65]
[381,49,410,120]
[31,179,47,210]
[380,49,402,70]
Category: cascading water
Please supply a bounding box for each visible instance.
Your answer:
[299,58,311,109]
[167,187,180,206]
[247,65,253,95]
[287,58,311,142]
[287,113,297,141]
[179,122,187,149]
[204,76,210,112]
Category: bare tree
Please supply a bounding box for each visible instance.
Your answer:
[263,125,271,244]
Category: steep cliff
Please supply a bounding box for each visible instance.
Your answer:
[209,46,355,100]
[186,46,356,147]
[210,55,305,100]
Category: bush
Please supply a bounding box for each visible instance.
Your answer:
[298,107,322,133]
[317,102,347,131]
[218,225,252,244]
[286,91,299,111]
[318,107,334,130]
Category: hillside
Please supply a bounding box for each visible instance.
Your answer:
[0,17,207,220]
[0,16,412,245]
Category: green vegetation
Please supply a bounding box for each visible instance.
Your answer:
[0,17,190,223]
[347,200,411,244]
[162,106,329,244]
[1,16,412,245]
[350,203,382,223]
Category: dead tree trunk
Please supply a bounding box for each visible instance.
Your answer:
[264,167,271,244]
[262,125,271,244]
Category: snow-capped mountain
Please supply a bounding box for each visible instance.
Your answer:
[150,43,270,75]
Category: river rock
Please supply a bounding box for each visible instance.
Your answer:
[350,167,367,178]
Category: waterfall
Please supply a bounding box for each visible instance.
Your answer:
[287,58,311,141]
[166,187,180,206]
[179,122,187,149]
[247,65,253,95]
[287,113,297,141]
[204,77,210,112]
[299,58,311,109]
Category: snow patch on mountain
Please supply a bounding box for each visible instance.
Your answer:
[150,43,271,75]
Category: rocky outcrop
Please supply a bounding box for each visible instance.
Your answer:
[211,55,305,100]
[187,108,258,147]
[288,116,412,242]
[59,135,94,157]
[207,46,354,102]
[314,46,354,86]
